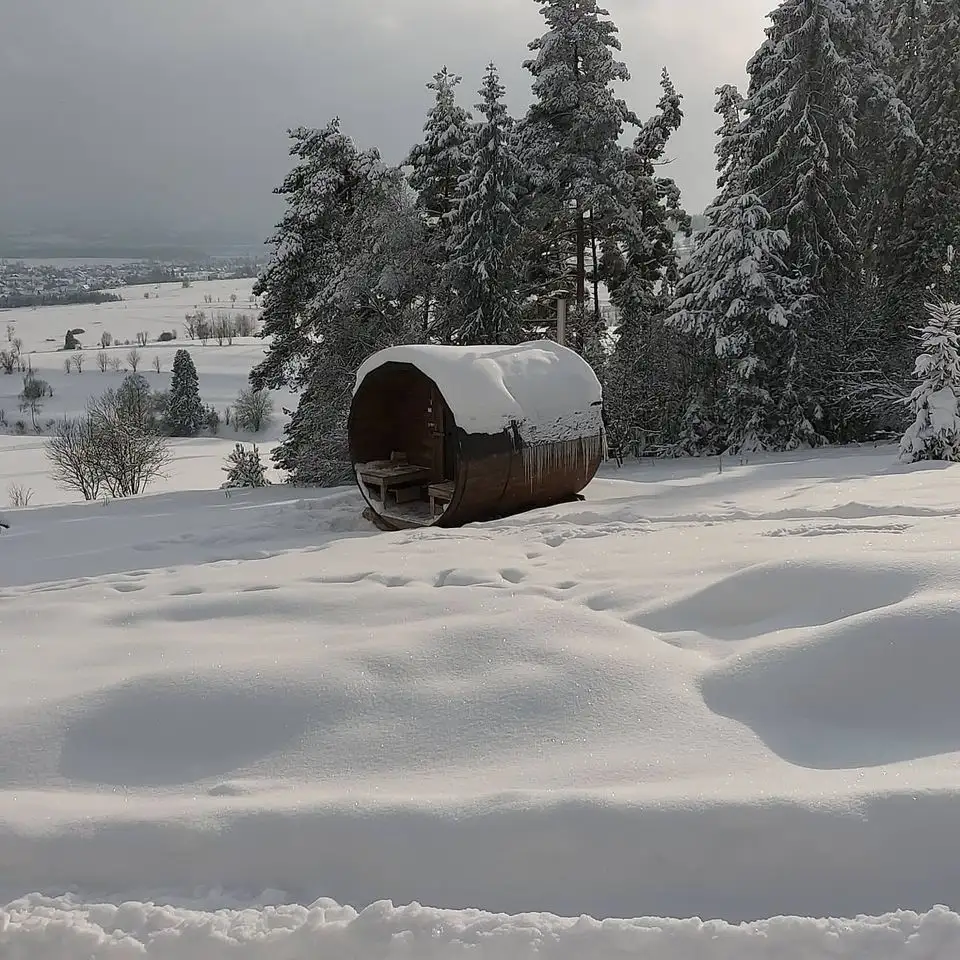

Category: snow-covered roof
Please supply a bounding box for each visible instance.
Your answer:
[354,340,603,439]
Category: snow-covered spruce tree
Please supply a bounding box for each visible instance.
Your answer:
[280,172,429,484]
[407,67,473,230]
[521,0,638,350]
[894,0,960,302]
[251,123,428,485]
[405,67,473,338]
[221,443,270,488]
[166,349,204,437]
[669,195,812,453]
[857,0,926,273]
[743,0,862,289]
[603,70,694,452]
[899,299,960,462]
[742,0,887,442]
[251,121,384,392]
[442,63,524,345]
[882,0,928,84]
[851,0,918,258]
[667,84,813,453]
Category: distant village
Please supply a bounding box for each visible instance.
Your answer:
[0,257,264,310]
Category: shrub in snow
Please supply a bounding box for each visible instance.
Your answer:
[221,443,270,488]
[233,386,273,433]
[900,299,960,463]
[8,482,33,507]
[46,384,171,501]
[166,348,204,436]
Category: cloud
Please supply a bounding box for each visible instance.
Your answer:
[0,0,772,247]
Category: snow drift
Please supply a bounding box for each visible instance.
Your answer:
[4,896,960,959]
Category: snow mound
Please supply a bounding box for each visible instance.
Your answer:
[58,673,331,787]
[355,340,603,439]
[633,558,932,640]
[702,594,960,768]
[4,897,960,960]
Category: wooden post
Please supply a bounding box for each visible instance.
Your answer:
[557,297,567,347]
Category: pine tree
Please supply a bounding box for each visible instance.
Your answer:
[406,67,473,337]
[221,443,270,488]
[899,298,960,461]
[740,0,915,443]
[606,69,691,322]
[166,349,204,437]
[276,171,428,485]
[713,84,748,200]
[522,0,638,349]
[667,85,812,452]
[251,121,384,391]
[443,64,524,344]
[603,70,692,450]
[670,194,813,452]
[882,0,928,88]
[895,0,960,300]
[850,0,919,263]
[251,122,428,485]
[407,67,473,229]
[742,0,862,293]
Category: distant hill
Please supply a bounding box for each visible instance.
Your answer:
[0,228,266,262]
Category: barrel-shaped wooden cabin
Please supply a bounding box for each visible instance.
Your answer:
[348,340,605,529]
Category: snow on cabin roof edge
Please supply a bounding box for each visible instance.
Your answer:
[354,340,603,437]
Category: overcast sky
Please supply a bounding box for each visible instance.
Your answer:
[2,0,773,247]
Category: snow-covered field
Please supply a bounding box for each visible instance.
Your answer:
[3,290,960,956]
[0,279,292,503]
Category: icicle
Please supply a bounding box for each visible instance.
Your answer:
[520,434,605,491]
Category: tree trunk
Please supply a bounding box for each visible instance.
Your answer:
[590,213,602,347]
[575,206,586,352]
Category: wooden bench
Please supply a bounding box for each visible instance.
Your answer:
[358,463,431,504]
[428,481,455,516]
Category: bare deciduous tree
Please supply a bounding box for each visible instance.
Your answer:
[97,350,110,373]
[233,386,274,433]
[152,354,162,374]
[136,331,149,347]
[46,384,171,501]
[46,417,104,501]
[70,353,84,373]
[232,312,256,337]
[127,347,141,372]
[88,387,170,497]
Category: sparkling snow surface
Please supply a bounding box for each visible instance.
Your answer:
[3,292,960,957]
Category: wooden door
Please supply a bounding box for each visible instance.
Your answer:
[443,404,457,482]
[425,385,445,480]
